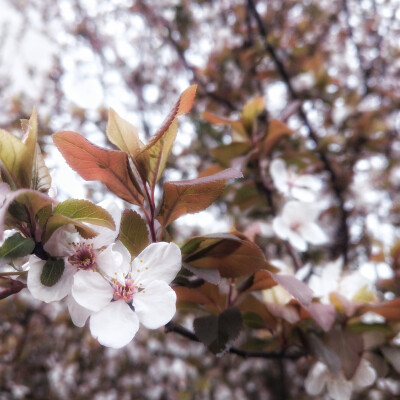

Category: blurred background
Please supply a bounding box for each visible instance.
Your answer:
[2,0,400,398]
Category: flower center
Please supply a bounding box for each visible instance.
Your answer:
[68,242,97,270]
[113,278,136,302]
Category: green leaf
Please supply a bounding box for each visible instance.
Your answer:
[0,189,54,241]
[0,129,30,188]
[210,143,251,167]
[0,233,35,259]
[242,312,266,329]
[157,168,243,227]
[119,209,149,257]
[194,307,242,355]
[40,258,65,287]
[241,96,265,132]
[43,214,98,243]
[31,143,52,192]
[54,199,116,230]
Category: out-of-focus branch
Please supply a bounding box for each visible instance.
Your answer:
[135,0,237,112]
[342,0,370,96]
[165,321,304,360]
[247,0,350,263]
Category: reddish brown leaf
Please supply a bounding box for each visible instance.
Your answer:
[262,119,294,155]
[360,298,400,321]
[0,277,26,300]
[53,131,144,205]
[157,168,243,227]
[182,233,276,278]
[246,270,277,291]
[174,282,225,314]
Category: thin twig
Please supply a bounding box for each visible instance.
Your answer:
[165,321,304,360]
[247,0,350,263]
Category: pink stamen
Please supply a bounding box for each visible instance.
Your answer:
[68,242,97,270]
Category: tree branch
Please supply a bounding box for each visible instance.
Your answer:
[165,321,304,360]
[247,0,350,263]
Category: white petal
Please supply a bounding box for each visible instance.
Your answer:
[90,300,139,348]
[287,230,307,252]
[327,374,353,400]
[72,270,113,312]
[270,159,289,194]
[27,255,74,302]
[96,243,127,283]
[291,186,316,202]
[304,362,328,395]
[131,242,181,285]
[91,200,121,248]
[272,217,290,240]
[132,280,176,329]
[300,222,328,245]
[295,175,322,191]
[43,225,78,257]
[352,359,376,389]
[67,295,92,327]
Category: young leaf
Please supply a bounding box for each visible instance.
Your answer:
[0,189,54,241]
[31,143,52,192]
[40,258,65,287]
[52,131,144,205]
[270,273,313,307]
[174,281,225,314]
[193,307,242,355]
[0,129,30,188]
[181,233,276,278]
[157,168,243,227]
[43,214,98,243]
[262,119,294,155]
[107,108,143,156]
[136,119,178,188]
[119,209,149,257]
[54,199,116,230]
[241,96,265,131]
[136,85,197,188]
[0,232,35,260]
[202,111,247,139]
[210,143,251,167]
[0,277,26,300]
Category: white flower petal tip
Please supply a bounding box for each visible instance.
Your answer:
[27,256,74,303]
[90,300,139,349]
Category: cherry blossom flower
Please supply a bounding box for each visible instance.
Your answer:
[71,242,182,349]
[305,359,376,400]
[26,200,121,304]
[308,258,379,318]
[272,201,327,251]
[270,158,321,202]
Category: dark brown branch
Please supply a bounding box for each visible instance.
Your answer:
[165,321,304,360]
[342,0,370,96]
[247,0,350,263]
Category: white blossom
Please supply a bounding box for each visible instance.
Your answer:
[272,201,327,251]
[26,200,121,304]
[305,359,376,400]
[270,158,321,202]
[71,242,182,349]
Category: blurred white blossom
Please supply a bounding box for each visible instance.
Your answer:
[272,201,327,251]
[305,359,376,400]
[270,158,321,202]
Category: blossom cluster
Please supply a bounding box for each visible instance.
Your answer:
[25,200,181,349]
